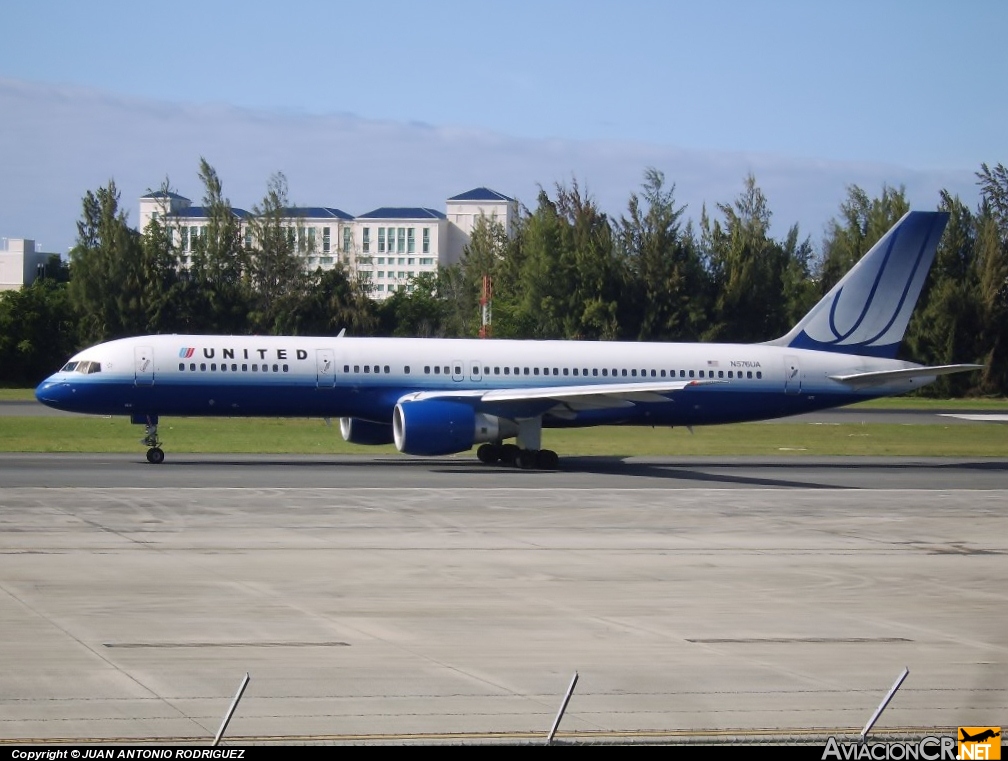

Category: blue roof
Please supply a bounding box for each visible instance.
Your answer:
[142,190,190,201]
[357,207,447,220]
[447,187,513,203]
[285,207,354,220]
[169,206,250,220]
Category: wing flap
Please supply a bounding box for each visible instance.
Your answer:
[399,379,716,412]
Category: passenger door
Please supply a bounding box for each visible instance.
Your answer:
[134,346,154,386]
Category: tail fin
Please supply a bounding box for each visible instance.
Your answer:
[768,211,949,358]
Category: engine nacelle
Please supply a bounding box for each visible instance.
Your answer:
[339,417,394,446]
[393,400,514,456]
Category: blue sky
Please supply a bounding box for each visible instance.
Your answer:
[1,0,1004,254]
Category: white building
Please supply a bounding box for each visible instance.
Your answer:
[0,238,49,291]
[137,186,516,300]
[352,207,447,296]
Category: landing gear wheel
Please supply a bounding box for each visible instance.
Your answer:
[146,447,165,464]
[499,443,520,466]
[536,449,559,470]
[515,450,537,470]
[477,443,500,464]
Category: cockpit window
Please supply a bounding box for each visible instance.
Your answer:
[64,360,101,374]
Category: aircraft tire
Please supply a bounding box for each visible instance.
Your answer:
[514,450,535,470]
[536,449,559,470]
[476,443,500,464]
[499,444,520,466]
[146,447,165,464]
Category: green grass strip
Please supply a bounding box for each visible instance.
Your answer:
[1,416,1006,457]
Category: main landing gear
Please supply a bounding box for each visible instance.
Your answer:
[138,416,164,464]
[476,443,560,470]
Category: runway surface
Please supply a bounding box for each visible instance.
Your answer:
[0,454,1005,745]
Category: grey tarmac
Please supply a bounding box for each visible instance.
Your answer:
[0,454,1005,745]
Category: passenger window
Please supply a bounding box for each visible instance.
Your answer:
[241,364,247,372]
[424,366,430,374]
[273,364,279,372]
[434,366,440,374]
[283,365,289,372]
[251,364,257,371]
[211,364,217,371]
[602,369,608,377]
[756,371,762,379]
[660,370,666,377]
[747,371,753,379]
[688,370,694,377]
[232,364,237,371]
[179,363,185,371]
[622,369,628,377]
[534,368,540,375]
[718,370,724,378]
[504,367,510,375]
[353,365,360,373]
[344,365,350,373]
[404,366,410,374]
[523,367,529,375]
[564,368,569,376]
[200,363,207,371]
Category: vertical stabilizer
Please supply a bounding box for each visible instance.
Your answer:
[768,211,949,358]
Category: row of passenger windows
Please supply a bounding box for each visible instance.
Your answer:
[179,363,290,373]
[338,363,762,380]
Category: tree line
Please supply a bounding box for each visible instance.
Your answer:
[2,159,1006,396]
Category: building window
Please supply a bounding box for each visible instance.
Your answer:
[343,227,352,253]
[397,227,405,253]
[180,227,189,251]
[407,228,415,253]
[245,230,253,250]
[322,227,331,253]
[378,227,386,253]
[420,257,433,266]
[422,227,430,253]
[363,227,370,253]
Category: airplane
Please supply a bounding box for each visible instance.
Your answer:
[960,729,1000,743]
[35,210,982,468]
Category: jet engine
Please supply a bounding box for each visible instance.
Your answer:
[339,417,395,445]
[392,400,515,456]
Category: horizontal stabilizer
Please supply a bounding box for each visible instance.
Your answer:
[828,364,983,388]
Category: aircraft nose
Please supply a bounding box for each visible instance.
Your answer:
[35,376,75,409]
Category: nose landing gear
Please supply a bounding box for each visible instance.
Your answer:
[135,414,165,464]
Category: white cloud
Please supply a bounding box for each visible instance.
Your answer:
[0,78,980,255]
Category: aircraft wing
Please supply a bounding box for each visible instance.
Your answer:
[828,364,984,388]
[399,379,717,413]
